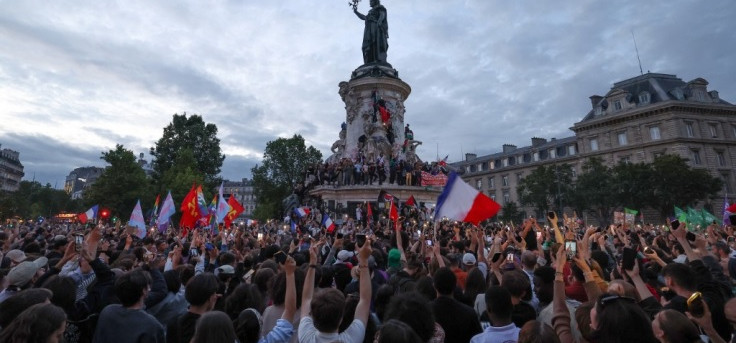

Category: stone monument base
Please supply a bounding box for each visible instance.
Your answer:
[309,184,441,218]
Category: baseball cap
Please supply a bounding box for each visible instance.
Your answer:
[336,250,354,263]
[5,250,27,264]
[462,253,477,265]
[7,257,48,286]
[217,265,235,275]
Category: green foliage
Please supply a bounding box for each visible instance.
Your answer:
[251,135,322,220]
[157,149,206,225]
[85,144,149,219]
[150,113,224,190]
[0,181,81,220]
[517,164,573,217]
[647,155,722,220]
[570,157,616,225]
[498,201,524,223]
[568,155,722,225]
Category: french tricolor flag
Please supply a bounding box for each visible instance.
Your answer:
[78,205,99,224]
[434,173,501,225]
[294,206,310,218]
[322,214,336,234]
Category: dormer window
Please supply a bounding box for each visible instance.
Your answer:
[614,100,622,111]
[595,107,602,115]
[639,92,650,104]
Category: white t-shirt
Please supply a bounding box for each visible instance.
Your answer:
[298,316,365,343]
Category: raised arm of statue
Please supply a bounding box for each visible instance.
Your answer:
[354,8,366,20]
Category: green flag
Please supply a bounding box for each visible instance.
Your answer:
[701,209,718,226]
[674,206,687,223]
[686,206,705,230]
[624,208,638,215]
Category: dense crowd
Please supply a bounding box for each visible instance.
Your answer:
[1,210,736,343]
[305,156,446,188]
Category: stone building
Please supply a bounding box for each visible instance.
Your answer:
[222,178,257,218]
[453,73,736,216]
[0,145,24,192]
[64,167,104,199]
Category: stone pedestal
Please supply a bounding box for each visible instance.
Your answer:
[312,65,439,217]
[327,64,420,165]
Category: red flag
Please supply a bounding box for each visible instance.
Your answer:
[179,184,200,229]
[406,195,417,208]
[389,199,399,227]
[224,196,245,227]
[379,105,390,124]
[366,202,373,224]
[727,204,736,213]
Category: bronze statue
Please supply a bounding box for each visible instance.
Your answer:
[352,0,388,65]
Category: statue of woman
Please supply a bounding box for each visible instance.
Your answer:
[353,0,388,65]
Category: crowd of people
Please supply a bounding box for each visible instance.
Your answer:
[304,155,446,188]
[1,210,736,343]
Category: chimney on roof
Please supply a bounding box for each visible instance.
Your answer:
[590,95,603,109]
[502,144,517,153]
[531,137,547,147]
[465,153,477,161]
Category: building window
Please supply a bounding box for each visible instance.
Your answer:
[502,159,509,167]
[533,152,539,162]
[717,151,726,167]
[571,166,577,178]
[465,166,471,173]
[639,92,650,104]
[568,145,576,156]
[692,149,701,165]
[649,126,661,140]
[489,161,495,170]
[523,153,531,163]
[595,107,602,116]
[503,190,511,204]
[619,155,631,164]
[516,172,523,182]
[590,138,599,151]
[557,146,566,157]
[685,122,695,137]
[709,124,718,138]
[489,193,497,202]
[488,177,495,189]
[550,149,556,159]
[469,164,477,172]
[476,179,482,190]
[618,132,628,146]
[732,125,736,139]
[502,175,509,187]
[614,100,622,111]
[653,151,665,159]
[508,156,516,166]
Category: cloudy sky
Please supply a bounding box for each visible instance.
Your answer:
[2,1,735,187]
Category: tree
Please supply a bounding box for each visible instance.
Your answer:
[0,181,81,220]
[517,164,572,218]
[150,113,225,190]
[85,144,149,219]
[251,135,322,220]
[571,157,617,226]
[648,155,722,220]
[611,161,653,211]
[498,201,523,224]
